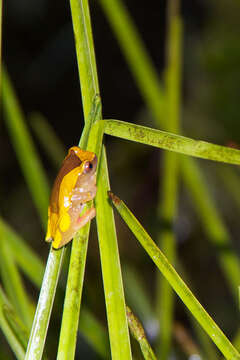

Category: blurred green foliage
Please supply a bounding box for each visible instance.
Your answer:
[2,0,240,359]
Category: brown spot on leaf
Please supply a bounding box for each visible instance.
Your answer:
[107,191,121,205]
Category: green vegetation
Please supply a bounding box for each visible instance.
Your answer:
[1,0,240,359]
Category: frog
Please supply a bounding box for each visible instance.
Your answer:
[45,146,97,249]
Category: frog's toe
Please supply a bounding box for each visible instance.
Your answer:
[76,207,96,228]
[45,236,53,243]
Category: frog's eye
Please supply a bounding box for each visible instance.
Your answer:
[83,161,93,173]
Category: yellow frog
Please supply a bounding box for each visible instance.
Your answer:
[45,146,97,249]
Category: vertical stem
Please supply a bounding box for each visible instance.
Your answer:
[70,0,100,120]
[57,229,90,360]
[96,148,132,360]
[57,1,103,359]
[156,0,182,358]
[25,248,64,360]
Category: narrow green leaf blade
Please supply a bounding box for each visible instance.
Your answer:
[2,69,50,227]
[126,306,157,360]
[0,218,44,288]
[0,288,26,360]
[109,192,240,360]
[57,229,90,360]
[30,113,66,169]
[55,0,103,357]
[105,119,240,166]
[1,288,29,351]
[96,148,132,360]
[155,2,182,357]
[25,248,65,360]
[70,0,100,120]
[0,222,33,329]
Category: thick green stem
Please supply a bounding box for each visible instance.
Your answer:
[56,1,102,358]
[95,149,132,359]
[70,0,100,120]
[57,230,90,360]
[25,248,64,360]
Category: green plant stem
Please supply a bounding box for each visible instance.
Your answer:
[58,0,128,358]
[0,288,29,351]
[4,217,110,359]
[105,119,240,166]
[0,217,44,288]
[0,288,26,360]
[25,248,65,360]
[57,230,90,360]
[156,1,181,358]
[124,263,204,358]
[2,69,49,227]
[98,1,240,355]
[126,306,157,360]
[1,216,109,359]
[108,192,240,360]
[70,0,99,120]
[79,95,102,150]
[57,1,103,359]
[2,69,67,359]
[30,113,66,169]
[87,118,105,162]
[99,0,240,315]
[0,223,33,330]
[96,148,132,359]
[106,117,240,299]
[175,261,219,359]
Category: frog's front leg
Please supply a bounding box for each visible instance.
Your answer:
[61,205,96,243]
[52,205,96,249]
[74,206,96,230]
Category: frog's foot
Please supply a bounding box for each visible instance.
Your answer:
[75,207,96,229]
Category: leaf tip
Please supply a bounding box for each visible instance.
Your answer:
[107,191,121,205]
